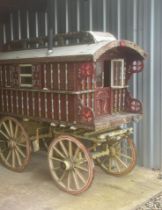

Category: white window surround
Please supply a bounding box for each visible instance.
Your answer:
[111,59,126,88]
[19,64,32,88]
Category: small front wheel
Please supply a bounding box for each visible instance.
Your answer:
[96,137,136,176]
[48,135,94,195]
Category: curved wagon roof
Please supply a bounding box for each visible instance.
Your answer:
[0,31,147,63]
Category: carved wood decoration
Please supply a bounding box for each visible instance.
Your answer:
[32,65,42,89]
[126,60,144,81]
[125,90,143,114]
[95,88,111,116]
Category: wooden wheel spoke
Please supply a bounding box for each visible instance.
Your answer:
[108,158,112,171]
[119,153,132,160]
[75,165,88,172]
[67,171,72,190]
[114,158,121,172]
[14,124,19,139]
[17,134,25,143]
[68,141,73,158]
[0,147,8,153]
[16,143,26,148]
[76,159,88,166]
[16,145,26,159]
[74,168,86,184]
[72,170,80,190]
[59,169,67,182]
[9,120,14,138]
[5,150,12,161]
[11,150,16,168]
[0,130,10,140]
[52,166,61,170]
[2,122,11,137]
[53,146,66,159]
[15,150,22,166]
[73,147,80,161]
[114,155,128,168]
[49,156,64,162]
[59,141,68,157]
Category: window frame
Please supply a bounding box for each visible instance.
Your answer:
[110,59,125,88]
[19,64,33,88]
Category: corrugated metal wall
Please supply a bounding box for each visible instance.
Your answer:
[0,0,162,170]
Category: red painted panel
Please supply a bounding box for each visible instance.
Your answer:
[40,92,45,118]
[12,91,16,114]
[53,63,59,90]
[3,89,7,113]
[12,66,20,87]
[60,64,66,90]
[68,95,75,122]
[33,65,42,89]
[67,63,76,91]
[45,64,52,90]
[27,91,33,117]
[60,95,66,121]
[0,66,3,87]
[1,66,5,87]
[54,94,59,120]
[34,92,39,118]
[46,93,52,119]
[22,91,27,116]
[7,90,11,113]
[17,91,22,115]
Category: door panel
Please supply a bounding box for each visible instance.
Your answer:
[95,87,111,117]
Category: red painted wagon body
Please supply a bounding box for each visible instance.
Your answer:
[0,32,147,194]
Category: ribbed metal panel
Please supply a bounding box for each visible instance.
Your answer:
[0,0,161,170]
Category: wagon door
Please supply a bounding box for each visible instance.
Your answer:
[95,62,112,117]
[103,59,128,113]
[107,59,127,113]
[95,59,127,117]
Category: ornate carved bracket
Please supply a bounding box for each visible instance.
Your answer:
[126,60,144,81]
[125,91,143,114]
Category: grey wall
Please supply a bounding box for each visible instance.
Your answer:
[0,0,162,169]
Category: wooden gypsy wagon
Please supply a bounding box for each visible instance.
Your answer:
[0,31,147,194]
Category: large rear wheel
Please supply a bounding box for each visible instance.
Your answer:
[0,117,31,172]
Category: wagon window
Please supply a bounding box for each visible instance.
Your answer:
[19,64,32,87]
[111,59,125,88]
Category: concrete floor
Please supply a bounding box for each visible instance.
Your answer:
[0,151,162,210]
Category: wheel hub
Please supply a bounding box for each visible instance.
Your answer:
[8,139,16,149]
[63,160,73,170]
[109,146,116,157]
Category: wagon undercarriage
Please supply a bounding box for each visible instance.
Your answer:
[0,115,137,194]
